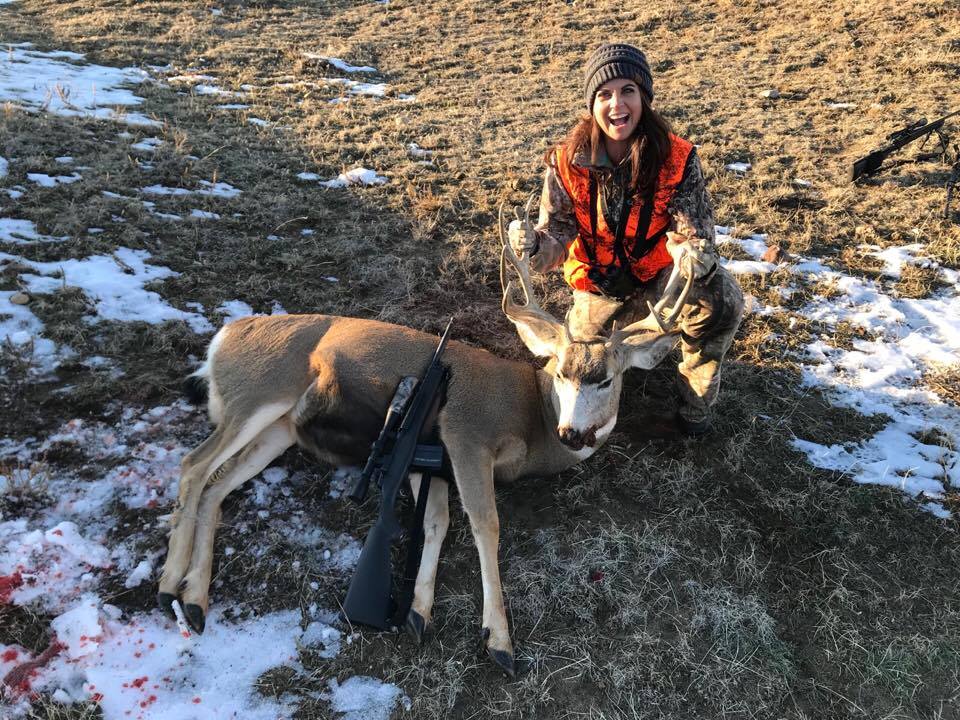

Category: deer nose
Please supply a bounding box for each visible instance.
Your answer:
[558,426,586,451]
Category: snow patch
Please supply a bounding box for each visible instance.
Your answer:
[716,227,960,515]
[319,167,387,188]
[324,676,408,720]
[303,54,377,73]
[0,247,213,333]
[0,46,158,126]
[0,218,68,244]
[27,172,81,187]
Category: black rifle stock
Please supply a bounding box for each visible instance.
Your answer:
[852,110,959,181]
[342,320,453,630]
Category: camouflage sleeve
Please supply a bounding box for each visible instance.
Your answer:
[666,148,717,258]
[529,164,578,273]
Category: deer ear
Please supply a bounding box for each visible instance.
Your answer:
[505,315,562,358]
[615,331,679,370]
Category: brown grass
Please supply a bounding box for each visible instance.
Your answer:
[1,0,959,718]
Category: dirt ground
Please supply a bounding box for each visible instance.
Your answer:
[1,0,959,718]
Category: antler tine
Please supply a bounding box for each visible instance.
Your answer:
[656,270,695,328]
[524,190,537,225]
[499,201,563,331]
[611,262,694,340]
[498,200,509,251]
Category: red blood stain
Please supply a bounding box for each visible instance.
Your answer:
[134,652,142,658]
[51,529,64,536]
[131,676,149,689]
[2,649,18,662]
[1,641,63,695]
[180,631,190,639]
[91,692,104,703]
[192,697,201,704]
[0,573,24,604]
[148,643,155,649]
[589,570,605,583]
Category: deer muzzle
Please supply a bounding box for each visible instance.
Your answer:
[558,425,598,451]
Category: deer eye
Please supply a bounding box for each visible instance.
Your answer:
[598,377,613,390]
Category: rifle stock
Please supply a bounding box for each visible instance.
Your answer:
[342,513,401,629]
[851,151,886,182]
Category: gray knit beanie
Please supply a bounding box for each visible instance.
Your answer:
[583,43,654,110]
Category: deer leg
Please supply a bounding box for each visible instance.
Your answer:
[452,456,514,677]
[178,419,296,633]
[405,473,450,643]
[157,402,293,616]
[157,427,230,613]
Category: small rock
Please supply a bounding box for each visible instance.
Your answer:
[761,245,789,264]
[761,88,780,99]
[10,292,30,305]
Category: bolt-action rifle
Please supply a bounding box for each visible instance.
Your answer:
[851,110,959,181]
[342,320,452,631]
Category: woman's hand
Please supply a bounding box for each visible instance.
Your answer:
[666,231,716,279]
[508,219,540,258]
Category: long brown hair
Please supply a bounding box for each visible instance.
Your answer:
[551,87,672,195]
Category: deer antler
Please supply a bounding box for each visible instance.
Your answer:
[499,200,563,335]
[609,261,694,342]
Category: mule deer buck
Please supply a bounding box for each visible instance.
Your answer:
[158,207,690,675]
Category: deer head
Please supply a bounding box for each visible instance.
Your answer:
[499,200,689,451]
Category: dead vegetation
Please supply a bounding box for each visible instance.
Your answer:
[1,0,959,718]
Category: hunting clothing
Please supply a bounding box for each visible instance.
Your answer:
[554,135,694,292]
[527,138,744,426]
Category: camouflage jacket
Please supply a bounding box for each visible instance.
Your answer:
[529,144,718,274]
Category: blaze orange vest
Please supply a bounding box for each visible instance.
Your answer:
[554,134,694,293]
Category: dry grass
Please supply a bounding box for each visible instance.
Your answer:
[2,0,960,718]
[895,264,942,298]
[924,364,960,407]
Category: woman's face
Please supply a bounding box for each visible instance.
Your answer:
[592,78,643,143]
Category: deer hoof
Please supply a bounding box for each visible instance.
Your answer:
[480,628,516,678]
[487,647,516,678]
[157,592,177,620]
[183,604,206,634]
[405,610,426,645]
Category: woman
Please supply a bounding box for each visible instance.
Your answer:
[508,42,744,437]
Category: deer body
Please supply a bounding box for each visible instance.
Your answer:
[158,218,688,675]
[216,314,584,479]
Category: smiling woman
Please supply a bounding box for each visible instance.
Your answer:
[508,42,745,438]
